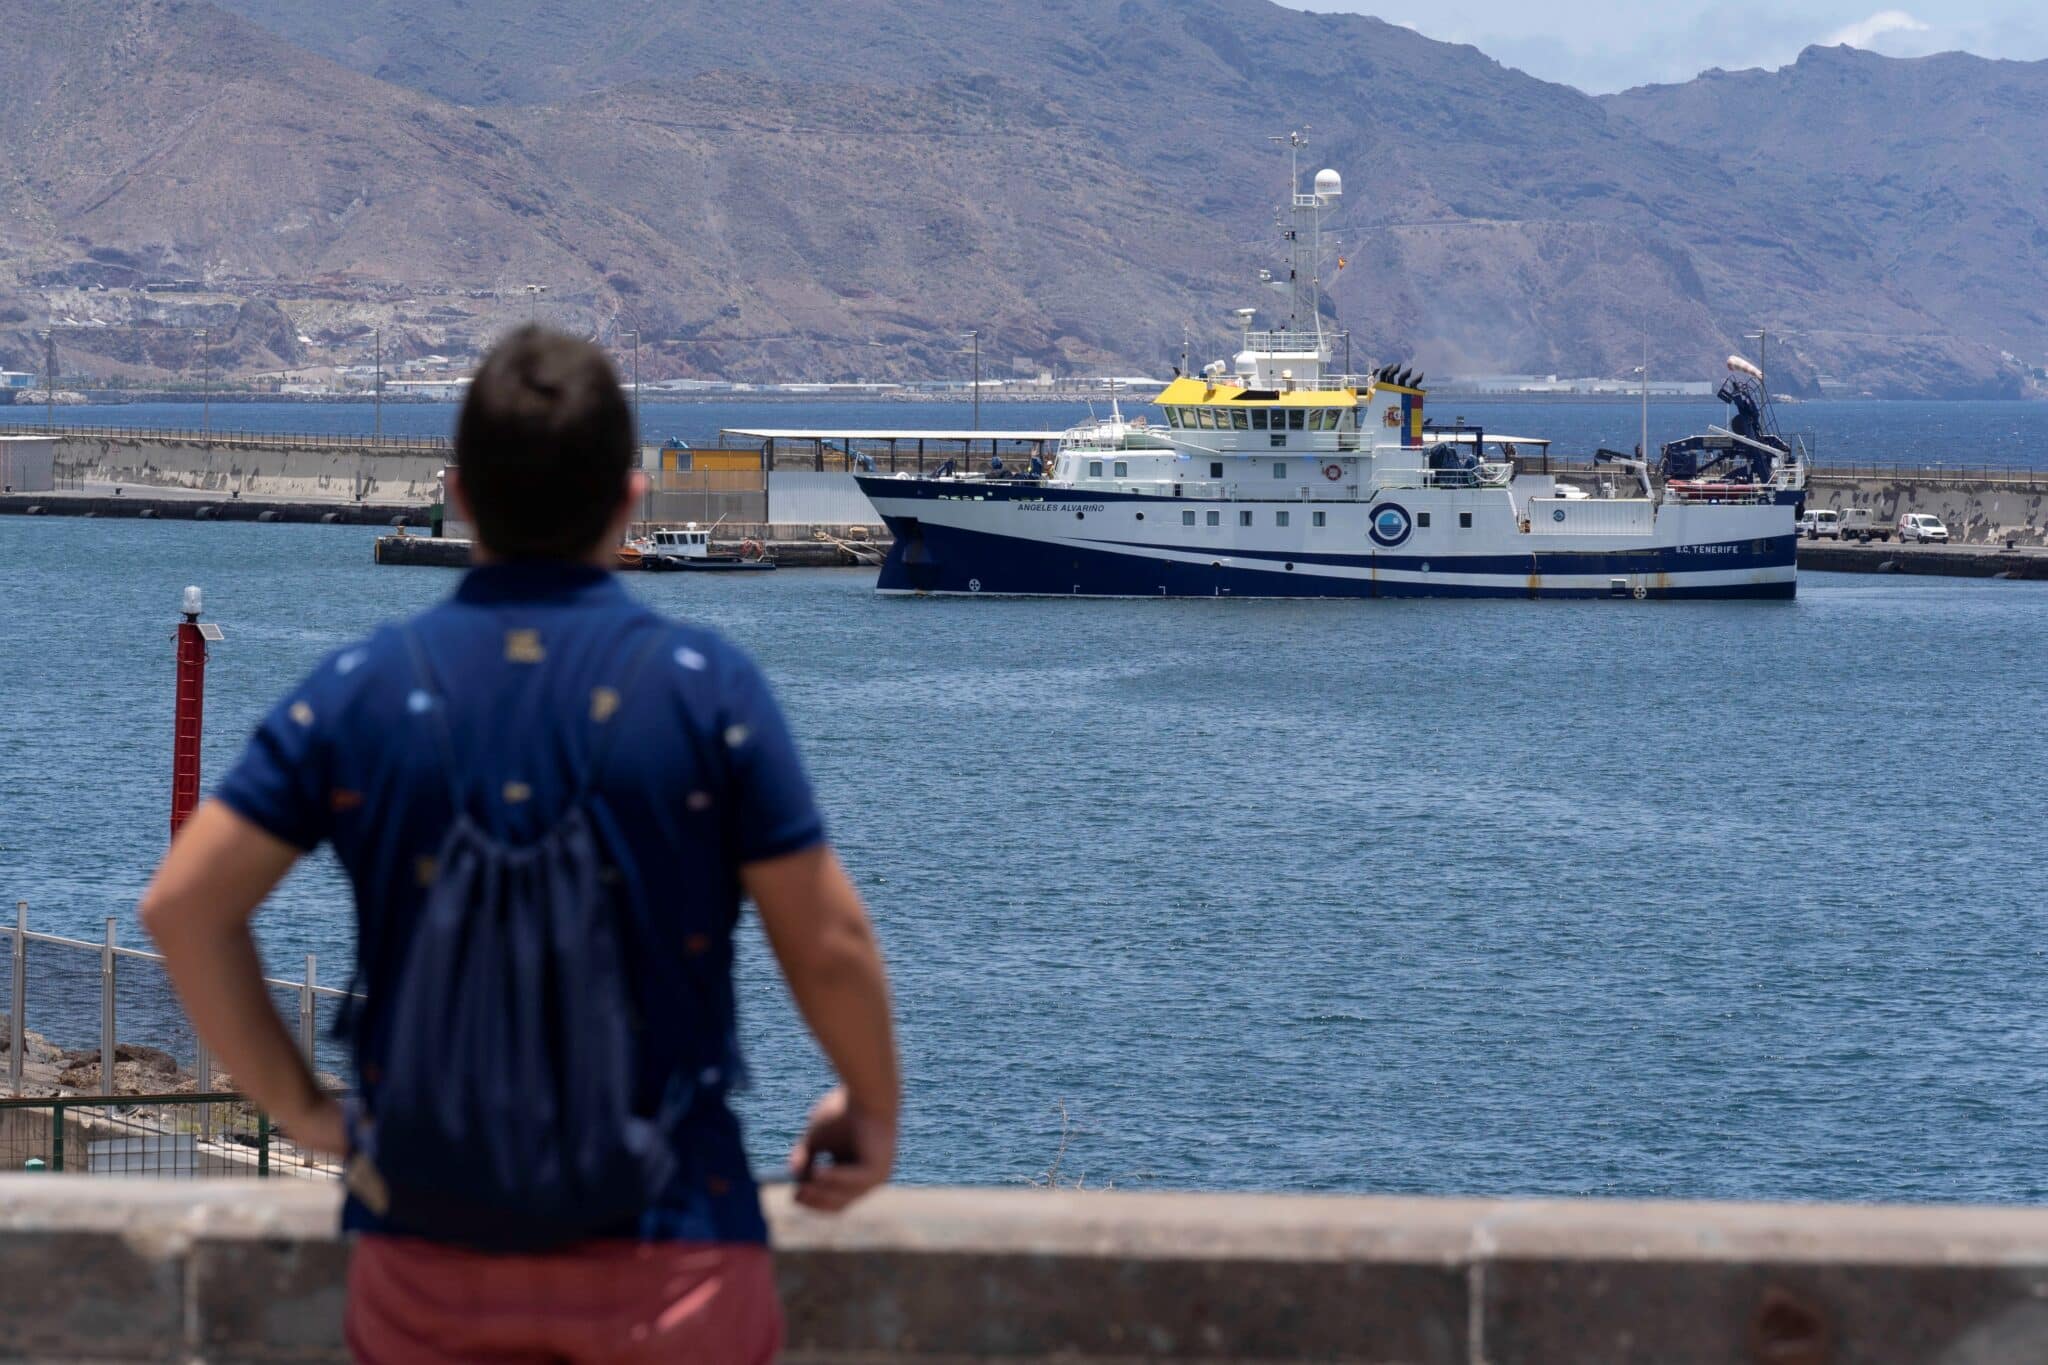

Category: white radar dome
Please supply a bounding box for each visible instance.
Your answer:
[1314,168,1343,199]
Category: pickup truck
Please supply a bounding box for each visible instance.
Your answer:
[1796,508,1841,540]
[1836,508,1891,542]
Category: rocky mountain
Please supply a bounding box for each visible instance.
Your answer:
[1604,45,2048,394]
[0,0,2040,396]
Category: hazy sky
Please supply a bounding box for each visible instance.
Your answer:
[1286,2,2048,93]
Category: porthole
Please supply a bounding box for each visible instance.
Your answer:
[1136,512,1145,521]
[1285,562,1295,571]
[1076,511,1085,520]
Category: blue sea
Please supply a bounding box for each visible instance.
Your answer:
[4,401,2047,1204]
[9,395,2048,474]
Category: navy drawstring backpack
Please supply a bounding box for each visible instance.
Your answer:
[343,625,690,1250]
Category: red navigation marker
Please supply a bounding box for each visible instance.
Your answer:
[171,586,222,837]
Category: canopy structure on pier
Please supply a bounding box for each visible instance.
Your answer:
[719,427,1067,474]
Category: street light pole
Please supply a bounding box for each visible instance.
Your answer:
[373,327,383,440]
[964,329,980,431]
[197,328,210,445]
[42,330,54,430]
[622,329,641,452]
[525,284,547,324]
[1639,324,1649,461]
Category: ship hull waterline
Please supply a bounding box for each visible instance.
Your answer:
[858,479,1797,601]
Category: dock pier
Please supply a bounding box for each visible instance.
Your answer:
[1796,539,2048,579]
[4,491,431,527]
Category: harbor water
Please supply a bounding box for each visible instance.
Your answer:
[5,445,2047,1203]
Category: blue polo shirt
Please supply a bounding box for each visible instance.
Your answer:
[216,562,824,1246]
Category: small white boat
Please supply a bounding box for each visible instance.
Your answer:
[637,524,776,573]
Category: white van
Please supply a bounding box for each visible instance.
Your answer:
[1797,508,1841,540]
[1898,513,1950,544]
[1836,508,1890,542]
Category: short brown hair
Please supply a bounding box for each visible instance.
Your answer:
[455,327,634,559]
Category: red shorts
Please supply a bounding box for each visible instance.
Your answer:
[346,1234,782,1364]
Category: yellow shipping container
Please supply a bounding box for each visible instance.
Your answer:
[661,447,760,473]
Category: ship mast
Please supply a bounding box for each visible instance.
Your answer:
[1266,130,1341,360]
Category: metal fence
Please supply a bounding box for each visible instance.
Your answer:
[0,422,452,455]
[639,472,768,527]
[0,1092,341,1178]
[1801,461,2048,485]
[5,900,356,1099]
[1534,455,2048,486]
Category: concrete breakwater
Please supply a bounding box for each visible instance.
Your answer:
[9,424,2048,546]
[375,535,869,568]
[1803,469,2047,545]
[21,426,447,504]
[2,492,431,526]
[1798,540,2048,578]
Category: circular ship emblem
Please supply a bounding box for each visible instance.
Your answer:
[968,578,982,593]
[1552,507,1567,523]
[1367,503,1413,548]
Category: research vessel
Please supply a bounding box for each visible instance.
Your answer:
[854,136,1796,600]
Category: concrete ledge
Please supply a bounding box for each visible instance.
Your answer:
[3,1179,2047,1361]
[1798,539,2048,578]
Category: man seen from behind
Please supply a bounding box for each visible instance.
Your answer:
[142,326,898,1363]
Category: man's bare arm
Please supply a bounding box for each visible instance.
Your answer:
[743,843,898,1212]
[139,800,345,1154]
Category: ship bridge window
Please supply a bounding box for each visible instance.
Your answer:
[1088,460,1103,478]
[1196,409,1216,430]
[1232,410,1250,431]
[1165,408,1182,428]
[1337,410,1356,430]
[1288,409,1305,430]
[1251,409,1268,430]
[1312,410,1332,431]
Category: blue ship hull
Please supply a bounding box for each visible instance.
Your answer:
[870,515,1798,600]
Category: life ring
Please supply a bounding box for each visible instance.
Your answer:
[1322,463,1343,482]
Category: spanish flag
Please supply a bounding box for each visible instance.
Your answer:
[1337,256,1348,270]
